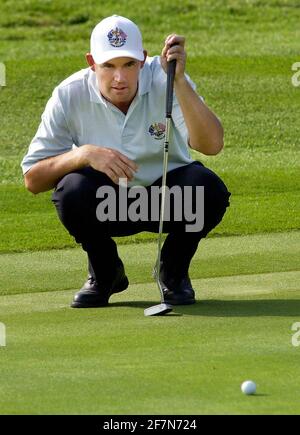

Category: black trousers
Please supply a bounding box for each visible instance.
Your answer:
[52,161,231,283]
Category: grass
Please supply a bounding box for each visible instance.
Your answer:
[0,0,300,252]
[2,286,300,414]
[0,232,300,414]
[0,0,300,415]
[1,231,299,296]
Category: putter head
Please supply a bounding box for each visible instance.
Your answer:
[144,303,173,317]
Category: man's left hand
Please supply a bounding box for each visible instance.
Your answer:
[161,34,186,81]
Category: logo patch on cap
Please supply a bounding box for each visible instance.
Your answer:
[107,27,127,47]
[149,123,166,140]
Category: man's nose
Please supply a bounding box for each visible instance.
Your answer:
[113,69,125,82]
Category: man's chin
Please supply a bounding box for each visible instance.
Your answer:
[110,93,133,104]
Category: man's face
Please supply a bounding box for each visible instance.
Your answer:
[87,54,146,111]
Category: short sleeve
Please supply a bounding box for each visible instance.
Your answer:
[21,88,74,174]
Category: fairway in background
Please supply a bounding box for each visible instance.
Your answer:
[0,0,299,252]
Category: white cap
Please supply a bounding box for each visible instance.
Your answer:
[90,15,144,64]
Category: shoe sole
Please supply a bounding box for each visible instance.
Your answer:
[71,301,109,308]
[164,298,196,306]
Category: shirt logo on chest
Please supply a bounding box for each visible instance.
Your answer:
[107,27,127,47]
[148,122,166,140]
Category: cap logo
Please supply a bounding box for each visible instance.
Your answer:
[149,123,166,140]
[107,27,127,47]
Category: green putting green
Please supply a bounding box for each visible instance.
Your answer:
[0,232,299,414]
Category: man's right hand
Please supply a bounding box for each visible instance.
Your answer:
[80,144,139,185]
[24,144,138,194]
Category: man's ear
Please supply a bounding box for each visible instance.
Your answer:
[140,50,148,68]
[86,53,96,71]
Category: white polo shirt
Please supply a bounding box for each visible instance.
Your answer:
[21,56,198,187]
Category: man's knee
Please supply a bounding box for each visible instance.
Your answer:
[51,169,108,237]
[184,162,230,214]
[52,171,92,212]
[151,162,230,235]
[51,168,125,241]
[52,167,112,211]
[202,173,231,235]
[186,163,231,235]
[206,172,231,215]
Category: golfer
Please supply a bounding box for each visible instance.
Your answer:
[21,15,231,308]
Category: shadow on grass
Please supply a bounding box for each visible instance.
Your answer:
[111,299,300,317]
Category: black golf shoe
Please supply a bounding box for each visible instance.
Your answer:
[71,264,129,308]
[160,267,196,305]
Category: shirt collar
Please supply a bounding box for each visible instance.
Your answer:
[87,58,152,105]
[88,68,107,106]
[138,60,152,96]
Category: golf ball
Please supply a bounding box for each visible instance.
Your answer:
[241,380,256,395]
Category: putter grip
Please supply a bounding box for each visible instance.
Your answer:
[166,59,176,118]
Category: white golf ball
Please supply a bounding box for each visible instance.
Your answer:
[241,380,256,395]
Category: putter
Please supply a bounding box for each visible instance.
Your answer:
[144,54,177,317]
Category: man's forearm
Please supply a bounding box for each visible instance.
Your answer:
[24,146,88,194]
[174,77,224,155]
